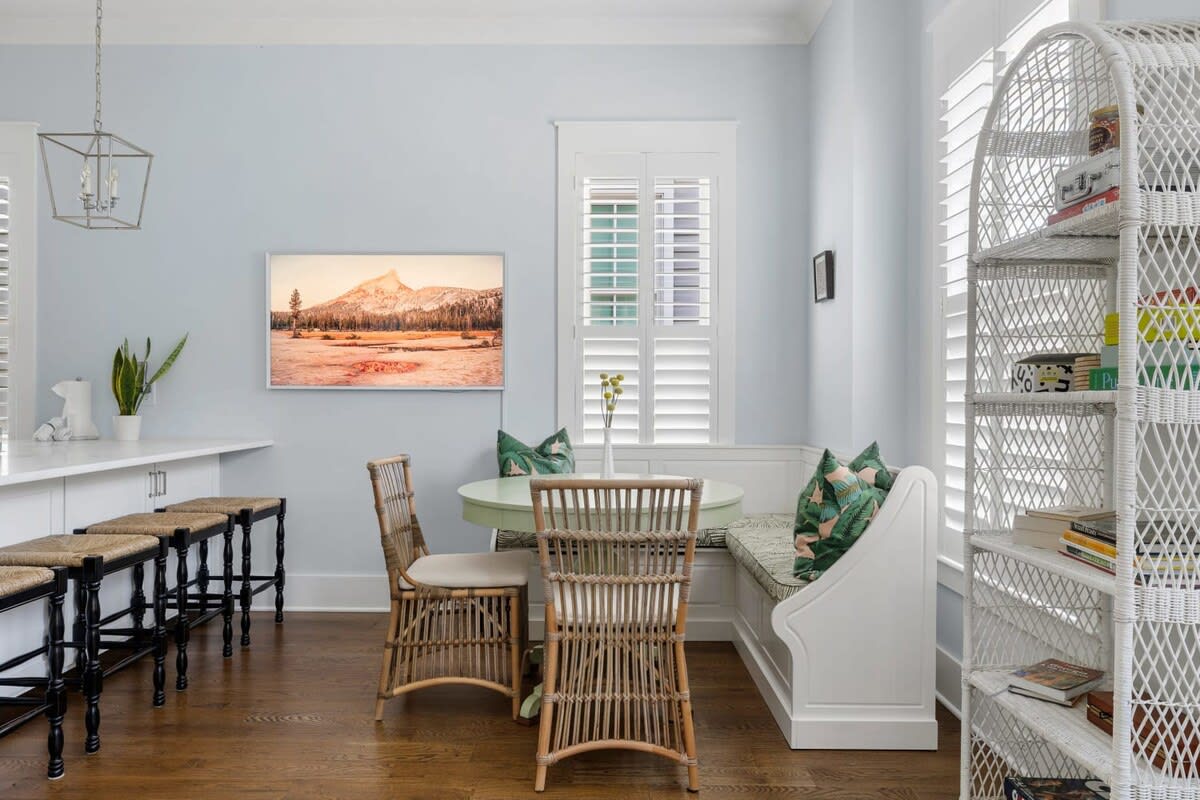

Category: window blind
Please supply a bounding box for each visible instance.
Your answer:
[0,177,9,438]
[935,0,1069,565]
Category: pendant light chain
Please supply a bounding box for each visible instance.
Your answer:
[93,0,103,133]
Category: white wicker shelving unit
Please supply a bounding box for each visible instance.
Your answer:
[963,20,1200,800]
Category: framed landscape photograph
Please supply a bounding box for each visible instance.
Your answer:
[267,253,504,390]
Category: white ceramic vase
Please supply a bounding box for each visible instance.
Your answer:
[112,415,142,442]
[601,427,616,478]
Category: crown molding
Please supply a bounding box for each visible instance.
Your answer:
[0,3,831,45]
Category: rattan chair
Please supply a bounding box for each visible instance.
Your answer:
[529,477,703,793]
[367,455,528,721]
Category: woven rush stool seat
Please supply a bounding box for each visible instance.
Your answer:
[0,566,68,779]
[162,496,287,648]
[81,512,230,689]
[0,534,168,755]
[0,566,58,597]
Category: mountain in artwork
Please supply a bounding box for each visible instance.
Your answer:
[302,269,496,316]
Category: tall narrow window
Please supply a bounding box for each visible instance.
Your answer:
[0,177,9,439]
[557,123,735,446]
[933,0,1074,568]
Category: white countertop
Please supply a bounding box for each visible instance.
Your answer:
[0,438,274,487]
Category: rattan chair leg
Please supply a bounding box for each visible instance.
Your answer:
[509,594,521,720]
[676,638,700,792]
[375,600,401,721]
[534,632,559,792]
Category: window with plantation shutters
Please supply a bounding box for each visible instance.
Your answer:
[0,123,39,444]
[558,123,735,446]
[0,177,9,438]
[932,0,1079,570]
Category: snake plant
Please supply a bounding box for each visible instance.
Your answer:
[112,335,188,416]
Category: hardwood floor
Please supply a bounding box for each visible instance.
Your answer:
[0,613,961,798]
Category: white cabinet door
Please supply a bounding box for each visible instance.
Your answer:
[0,480,64,546]
[64,466,155,531]
[153,455,219,508]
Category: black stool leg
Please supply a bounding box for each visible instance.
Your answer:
[197,540,210,617]
[153,543,168,706]
[46,571,67,780]
[131,562,146,640]
[274,502,286,623]
[175,537,190,691]
[82,558,102,754]
[222,521,234,657]
[240,514,252,647]
[72,579,86,676]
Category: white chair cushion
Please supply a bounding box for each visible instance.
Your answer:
[401,550,530,590]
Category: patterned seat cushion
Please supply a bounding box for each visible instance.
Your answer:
[725,514,809,602]
[494,525,728,551]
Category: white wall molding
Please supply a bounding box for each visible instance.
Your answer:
[0,1,832,46]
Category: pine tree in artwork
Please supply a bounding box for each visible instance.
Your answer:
[289,289,302,338]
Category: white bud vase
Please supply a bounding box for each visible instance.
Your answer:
[601,427,616,478]
[112,415,142,442]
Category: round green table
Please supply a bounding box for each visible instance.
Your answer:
[457,473,744,532]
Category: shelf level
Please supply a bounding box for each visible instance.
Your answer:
[969,669,1114,784]
[971,392,1117,415]
[973,203,1119,264]
[970,532,1116,595]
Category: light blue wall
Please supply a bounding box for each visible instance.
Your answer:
[807,0,919,463]
[0,44,808,579]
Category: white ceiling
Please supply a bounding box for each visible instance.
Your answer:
[0,0,832,45]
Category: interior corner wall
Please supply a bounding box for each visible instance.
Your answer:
[807,0,918,463]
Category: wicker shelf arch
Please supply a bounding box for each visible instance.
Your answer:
[964,19,1200,800]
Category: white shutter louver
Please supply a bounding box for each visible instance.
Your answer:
[653,338,711,444]
[581,177,639,327]
[654,178,710,325]
[582,338,639,444]
[0,177,9,437]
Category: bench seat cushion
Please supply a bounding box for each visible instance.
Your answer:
[725,514,810,603]
[495,525,727,552]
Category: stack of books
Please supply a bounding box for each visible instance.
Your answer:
[1071,354,1100,390]
[1066,516,1200,583]
[1008,658,1105,706]
[1012,505,1113,550]
[1060,517,1118,575]
[1004,777,1111,799]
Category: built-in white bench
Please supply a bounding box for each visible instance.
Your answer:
[497,444,940,750]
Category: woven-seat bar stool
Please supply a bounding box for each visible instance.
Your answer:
[367,456,527,721]
[0,534,169,755]
[162,497,286,647]
[80,512,230,688]
[0,566,67,778]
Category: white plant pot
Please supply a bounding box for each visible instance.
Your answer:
[112,415,142,442]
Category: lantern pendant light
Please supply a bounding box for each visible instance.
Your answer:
[39,0,153,230]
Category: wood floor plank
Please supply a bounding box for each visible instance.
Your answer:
[0,612,960,798]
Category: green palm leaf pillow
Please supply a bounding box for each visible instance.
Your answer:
[497,428,575,477]
[848,441,895,493]
[793,449,883,579]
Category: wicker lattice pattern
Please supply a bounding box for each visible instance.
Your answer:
[366,456,523,721]
[966,19,1200,800]
[530,477,702,793]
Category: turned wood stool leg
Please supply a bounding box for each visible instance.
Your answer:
[153,542,168,706]
[274,502,286,623]
[174,538,190,691]
[222,522,234,657]
[72,579,86,676]
[82,558,102,753]
[130,563,146,640]
[240,514,253,647]
[46,572,66,780]
[197,540,210,617]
